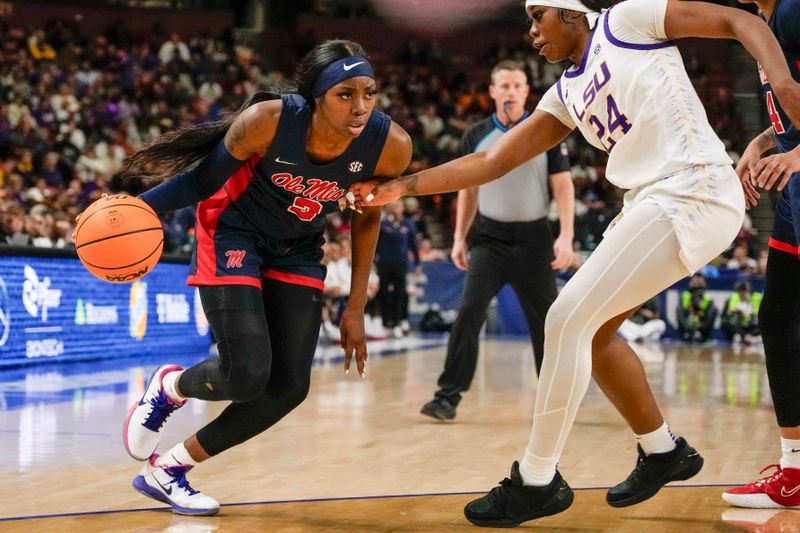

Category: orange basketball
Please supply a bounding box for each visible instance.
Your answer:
[74,195,164,283]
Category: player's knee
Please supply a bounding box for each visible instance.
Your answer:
[228,363,270,403]
[544,298,574,337]
[277,378,311,410]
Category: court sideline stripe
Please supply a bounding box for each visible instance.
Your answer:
[0,483,743,522]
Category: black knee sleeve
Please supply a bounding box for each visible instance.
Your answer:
[178,285,272,402]
[194,281,322,456]
[760,248,800,427]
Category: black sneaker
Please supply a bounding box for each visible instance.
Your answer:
[606,436,703,508]
[420,397,456,421]
[464,461,574,528]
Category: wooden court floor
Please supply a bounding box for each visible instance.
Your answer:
[1,339,799,532]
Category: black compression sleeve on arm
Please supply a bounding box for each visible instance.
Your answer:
[138,141,246,214]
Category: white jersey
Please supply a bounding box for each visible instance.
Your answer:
[537,0,732,190]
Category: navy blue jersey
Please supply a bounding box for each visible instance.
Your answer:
[760,0,800,153]
[207,94,391,240]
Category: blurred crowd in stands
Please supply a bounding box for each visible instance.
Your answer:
[0,13,761,341]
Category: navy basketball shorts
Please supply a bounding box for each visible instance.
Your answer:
[769,173,800,259]
[188,218,325,291]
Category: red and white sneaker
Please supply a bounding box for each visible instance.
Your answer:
[724,464,800,509]
[722,508,800,533]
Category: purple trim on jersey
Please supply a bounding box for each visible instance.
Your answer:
[564,25,598,79]
[603,6,675,51]
[556,78,566,106]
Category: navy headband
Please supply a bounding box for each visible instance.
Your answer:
[311,55,375,98]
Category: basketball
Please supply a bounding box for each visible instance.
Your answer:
[74,195,164,283]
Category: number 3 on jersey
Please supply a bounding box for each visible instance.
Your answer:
[288,196,322,221]
[588,94,632,152]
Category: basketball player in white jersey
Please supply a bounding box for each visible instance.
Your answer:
[351,0,800,526]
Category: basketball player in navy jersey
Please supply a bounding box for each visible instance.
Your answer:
[724,0,800,510]
[115,40,412,515]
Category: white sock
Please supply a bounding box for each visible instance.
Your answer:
[780,437,800,469]
[636,421,677,455]
[161,370,186,403]
[519,449,558,486]
[156,442,197,467]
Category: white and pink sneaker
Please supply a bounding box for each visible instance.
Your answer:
[124,364,186,461]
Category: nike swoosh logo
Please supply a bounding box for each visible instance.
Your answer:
[781,484,800,497]
[792,448,800,453]
[154,475,173,495]
[343,61,365,71]
[275,157,298,166]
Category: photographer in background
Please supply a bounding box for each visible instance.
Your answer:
[721,280,762,345]
[677,273,718,343]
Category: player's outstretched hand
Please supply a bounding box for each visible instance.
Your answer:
[340,306,367,379]
[735,144,762,209]
[753,146,800,193]
[349,179,404,208]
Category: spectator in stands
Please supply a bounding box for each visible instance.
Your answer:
[336,237,386,339]
[726,240,758,273]
[14,148,34,186]
[322,240,346,343]
[419,238,447,262]
[402,196,427,239]
[158,32,190,65]
[3,204,29,245]
[617,298,666,344]
[677,274,718,343]
[40,152,66,188]
[27,30,56,61]
[721,280,762,345]
[376,200,419,338]
[757,249,768,277]
[52,212,74,249]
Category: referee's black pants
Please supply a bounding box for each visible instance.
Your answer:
[435,215,557,405]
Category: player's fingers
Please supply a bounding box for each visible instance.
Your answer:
[762,166,784,190]
[735,159,753,181]
[343,344,352,374]
[364,187,382,205]
[355,344,367,379]
[754,157,774,187]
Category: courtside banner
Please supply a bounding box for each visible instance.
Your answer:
[0,252,210,368]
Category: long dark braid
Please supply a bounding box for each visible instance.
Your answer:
[123,39,371,182]
[122,90,280,182]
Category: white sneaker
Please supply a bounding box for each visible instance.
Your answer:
[124,364,186,461]
[400,319,411,333]
[392,326,404,338]
[133,454,220,516]
[364,316,385,339]
[323,322,341,343]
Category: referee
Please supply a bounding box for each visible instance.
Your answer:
[421,60,574,421]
